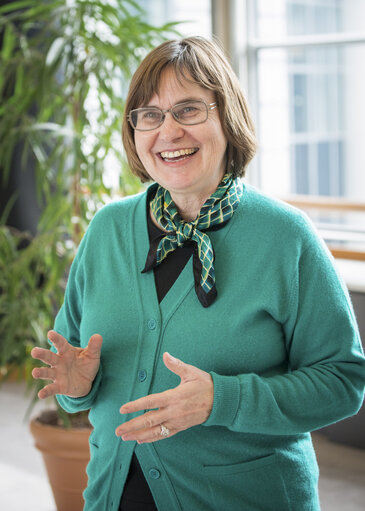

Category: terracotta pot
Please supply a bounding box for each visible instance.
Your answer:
[1,364,26,381]
[30,418,91,511]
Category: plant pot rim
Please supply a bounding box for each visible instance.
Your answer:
[30,416,92,432]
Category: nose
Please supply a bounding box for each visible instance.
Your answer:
[158,111,185,141]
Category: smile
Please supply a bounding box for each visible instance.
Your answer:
[159,148,198,162]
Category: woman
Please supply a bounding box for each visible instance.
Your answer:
[31,37,365,511]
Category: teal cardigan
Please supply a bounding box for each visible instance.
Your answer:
[54,183,365,511]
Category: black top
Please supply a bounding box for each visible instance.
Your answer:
[118,197,193,511]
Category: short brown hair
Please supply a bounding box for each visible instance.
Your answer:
[122,36,257,182]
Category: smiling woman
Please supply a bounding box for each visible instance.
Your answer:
[31,36,365,511]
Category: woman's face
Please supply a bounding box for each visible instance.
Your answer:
[134,68,227,203]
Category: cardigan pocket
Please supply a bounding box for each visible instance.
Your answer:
[203,453,291,511]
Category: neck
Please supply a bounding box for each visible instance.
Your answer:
[170,193,208,222]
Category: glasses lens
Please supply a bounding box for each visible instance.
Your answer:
[131,108,162,130]
[172,101,207,125]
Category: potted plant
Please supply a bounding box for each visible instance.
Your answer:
[0,1,177,509]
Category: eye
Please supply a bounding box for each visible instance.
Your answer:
[175,103,201,119]
[142,110,161,120]
[181,105,197,114]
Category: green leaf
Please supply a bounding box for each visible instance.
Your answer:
[45,36,66,67]
[14,64,25,97]
[0,193,18,225]
[1,22,17,61]
[22,122,78,138]
[0,0,36,16]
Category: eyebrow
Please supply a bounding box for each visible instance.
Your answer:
[143,97,204,108]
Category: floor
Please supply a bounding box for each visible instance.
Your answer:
[0,381,364,511]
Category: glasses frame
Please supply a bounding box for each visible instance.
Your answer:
[128,100,217,131]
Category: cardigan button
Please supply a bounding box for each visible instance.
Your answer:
[147,318,157,330]
[149,468,161,479]
[138,369,147,382]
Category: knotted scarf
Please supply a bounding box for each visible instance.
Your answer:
[142,173,243,307]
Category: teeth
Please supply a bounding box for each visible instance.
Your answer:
[160,148,197,159]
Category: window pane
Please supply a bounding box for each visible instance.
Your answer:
[318,141,330,195]
[139,0,211,38]
[252,0,364,38]
[292,74,307,132]
[294,144,309,194]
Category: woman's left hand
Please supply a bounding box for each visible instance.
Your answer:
[115,352,214,443]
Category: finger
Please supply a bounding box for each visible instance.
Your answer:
[47,330,71,355]
[116,409,167,437]
[130,424,175,444]
[31,347,59,367]
[120,389,173,414]
[117,418,175,443]
[37,382,61,400]
[85,334,103,358]
[163,352,198,380]
[32,367,56,381]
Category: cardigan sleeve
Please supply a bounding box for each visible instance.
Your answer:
[204,230,365,435]
[50,226,103,414]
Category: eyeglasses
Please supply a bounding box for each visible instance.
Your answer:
[128,100,217,131]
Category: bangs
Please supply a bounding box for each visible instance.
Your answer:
[132,62,209,109]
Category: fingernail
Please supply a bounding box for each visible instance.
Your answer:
[166,352,177,362]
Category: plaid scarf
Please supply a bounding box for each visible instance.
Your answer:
[142,174,243,307]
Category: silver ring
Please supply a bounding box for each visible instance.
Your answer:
[160,424,170,438]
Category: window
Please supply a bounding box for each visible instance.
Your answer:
[244,0,365,258]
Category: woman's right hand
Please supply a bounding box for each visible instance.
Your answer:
[31,330,103,399]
